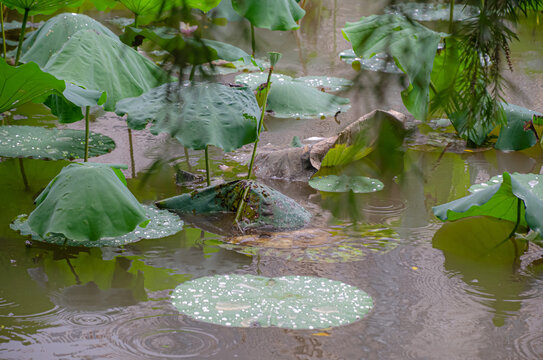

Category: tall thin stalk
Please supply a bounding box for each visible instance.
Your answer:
[128,128,136,177]
[14,8,29,65]
[250,23,256,57]
[204,145,211,186]
[83,106,90,162]
[449,0,455,33]
[1,5,7,59]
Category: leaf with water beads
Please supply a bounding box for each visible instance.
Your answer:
[309,175,384,193]
[384,3,479,22]
[11,205,183,247]
[0,125,115,160]
[171,274,373,329]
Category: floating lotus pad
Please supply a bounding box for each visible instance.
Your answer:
[221,227,399,263]
[0,125,115,160]
[309,175,384,193]
[433,172,543,239]
[384,3,479,22]
[11,205,183,247]
[171,274,372,329]
[339,49,402,74]
[156,180,311,232]
[236,73,350,119]
[23,163,149,242]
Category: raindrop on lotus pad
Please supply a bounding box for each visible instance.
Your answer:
[171,274,373,329]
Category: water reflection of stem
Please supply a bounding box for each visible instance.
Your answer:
[294,29,307,75]
[204,145,211,186]
[128,128,136,177]
[14,8,29,65]
[18,158,29,190]
[65,257,81,285]
[1,5,6,59]
[84,106,90,162]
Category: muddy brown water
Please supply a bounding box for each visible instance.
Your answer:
[2,1,543,359]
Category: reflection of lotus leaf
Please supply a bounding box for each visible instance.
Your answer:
[221,227,399,263]
[157,180,311,232]
[11,205,183,247]
[171,274,372,329]
[0,125,115,160]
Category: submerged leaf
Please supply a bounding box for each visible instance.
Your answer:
[433,172,543,239]
[236,73,350,119]
[156,180,311,232]
[116,82,260,152]
[342,14,443,120]
[12,205,183,247]
[231,0,305,31]
[171,274,372,328]
[309,175,384,193]
[24,163,148,242]
[0,125,115,160]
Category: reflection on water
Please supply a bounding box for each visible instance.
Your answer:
[2,0,543,359]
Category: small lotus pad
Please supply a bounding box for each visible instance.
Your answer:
[309,175,384,193]
[171,274,373,329]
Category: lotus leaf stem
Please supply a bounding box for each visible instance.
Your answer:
[449,0,455,33]
[205,145,211,186]
[134,13,139,29]
[84,106,90,162]
[189,64,196,81]
[250,23,255,57]
[14,8,29,65]
[128,128,136,177]
[1,5,6,59]
[184,147,192,171]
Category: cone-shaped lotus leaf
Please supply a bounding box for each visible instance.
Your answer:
[221,226,399,263]
[42,29,169,111]
[1,0,80,15]
[231,0,305,31]
[121,26,252,65]
[12,205,183,247]
[433,172,543,239]
[342,15,443,120]
[494,103,542,151]
[0,125,115,160]
[0,58,65,113]
[20,13,119,68]
[26,163,149,242]
[309,175,384,193]
[236,73,350,119]
[115,82,260,152]
[156,180,311,232]
[171,274,372,328]
[384,3,479,22]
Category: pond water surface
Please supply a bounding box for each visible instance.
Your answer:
[2,1,543,359]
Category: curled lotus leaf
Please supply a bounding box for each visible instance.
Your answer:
[221,226,399,263]
[20,13,119,68]
[171,274,373,328]
[433,172,543,240]
[11,205,183,247]
[231,0,305,31]
[156,180,311,232]
[116,82,260,152]
[24,163,149,242]
[236,73,350,119]
[0,125,115,160]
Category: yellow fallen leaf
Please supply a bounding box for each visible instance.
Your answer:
[312,332,330,336]
[411,266,418,270]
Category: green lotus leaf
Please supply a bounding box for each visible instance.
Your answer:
[433,172,543,239]
[231,0,305,31]
[0,58,65,113]
[0,125,115,160]
[342,14,443,120]
[42,29,170,111]
[384,3,479,22]
[24,163,148,242]
[221,226,399,263]
[309,175,384,193]
[236,73,350,119]
[44,82,107,124]
[171,274,372,328]
[208,0,243,21]
[494,103,542,151]
[156,180,311,232]
[292,75,353,92]
[1,0,80,15]
[118,0,164,16]
[115,82,260,152]
[121,26,252,65]
[185,0,221,12]
[11,205,183,247]
[339,49,402,73]
[20,13,119,68]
